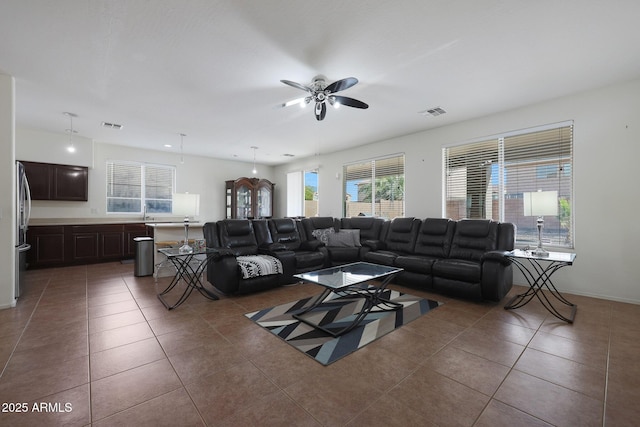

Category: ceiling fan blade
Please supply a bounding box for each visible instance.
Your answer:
[281,80,313,93]
[280,97,308,108]
[332,95,369,109]
[325,77,358,93]
[315,102,327,121]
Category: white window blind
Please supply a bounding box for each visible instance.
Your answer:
[344,154,405,218]
[106,161,175,214]
[444,123,574,248]
[286,171,303,217]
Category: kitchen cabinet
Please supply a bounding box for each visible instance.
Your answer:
[26,226,66,268]
[21,161,89,201]
[225,177,274,219]
[27,223,153,268]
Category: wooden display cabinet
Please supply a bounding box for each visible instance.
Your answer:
[225,177,274,219]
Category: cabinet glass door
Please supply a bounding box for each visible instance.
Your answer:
[237,185,252,218]
[257,185,272,218]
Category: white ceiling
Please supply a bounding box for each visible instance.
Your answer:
[2,0,640,165]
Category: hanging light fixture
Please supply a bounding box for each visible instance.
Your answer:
[179,133,186,164]
[64,112,77,153]
[251,146,258,175]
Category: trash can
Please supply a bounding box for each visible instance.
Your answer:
[134,237,154,277]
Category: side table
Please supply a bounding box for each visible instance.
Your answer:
[157,248,220,310]
[504,249,577,323]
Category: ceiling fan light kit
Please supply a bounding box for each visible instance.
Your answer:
[280,75,368,121]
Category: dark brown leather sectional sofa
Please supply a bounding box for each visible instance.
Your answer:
[203,216,515,301]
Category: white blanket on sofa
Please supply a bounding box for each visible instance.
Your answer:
[236,255,283,279]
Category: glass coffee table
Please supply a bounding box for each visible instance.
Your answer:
[293,262,403,337]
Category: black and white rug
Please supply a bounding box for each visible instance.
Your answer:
[245,288,442,365]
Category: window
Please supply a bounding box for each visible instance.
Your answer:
[286,171,303,217]
[106,161,176,214]
[344,154,405,218]
[286,169,320,217]
[304,169,319,217]
[443,122,573,248]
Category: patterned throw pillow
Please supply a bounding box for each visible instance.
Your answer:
[311,227,335,244]
[327,230,361,247]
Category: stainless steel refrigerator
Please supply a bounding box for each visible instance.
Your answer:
[15,161,31,298]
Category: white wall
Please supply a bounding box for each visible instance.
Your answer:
[0,74,16,308]
[274,78,640,304]
[17,127,94,167]
[15,138,275,223]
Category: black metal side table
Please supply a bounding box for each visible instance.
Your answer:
[504,249,577,323]
[157,247,220,310]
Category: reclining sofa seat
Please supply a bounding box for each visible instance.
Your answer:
[301,216,366,266]
[430,219,514,300]
[363,217,421,266]
[265,218,327,273]
[203,220,288,294]
[393,218,455,288]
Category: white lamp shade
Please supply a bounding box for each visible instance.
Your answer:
[523,191,558,216]
[172,193,200,217]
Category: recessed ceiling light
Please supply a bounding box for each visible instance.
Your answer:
[164,144,172,148]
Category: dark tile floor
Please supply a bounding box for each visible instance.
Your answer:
[0,262,637,426]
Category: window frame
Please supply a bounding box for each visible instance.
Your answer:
[106,160,176,215]
[442,121,574,249]
[343,153,405,219]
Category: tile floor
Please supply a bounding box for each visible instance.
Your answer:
[0,261,638,426]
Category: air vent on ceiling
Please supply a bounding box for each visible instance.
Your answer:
[101,121,123,130]
[418,106,447,117]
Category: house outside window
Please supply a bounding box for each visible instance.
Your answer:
[106,161,176,214]
[343,154,405,218]
[304,169,319,217]
[443,122,574,248]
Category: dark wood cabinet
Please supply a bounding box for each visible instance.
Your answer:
[21,161,88,201]
[27,223,153,268]
[225,177,274,219]
[26,226,66,267]
[69,229,99,263]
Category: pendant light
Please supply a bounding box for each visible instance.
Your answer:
[64,112,77,153]
[179,133,186,164]
[251,146,258,175]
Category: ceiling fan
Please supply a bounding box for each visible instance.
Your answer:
[280,75,369,121]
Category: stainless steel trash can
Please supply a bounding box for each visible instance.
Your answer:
[134,237,154,277]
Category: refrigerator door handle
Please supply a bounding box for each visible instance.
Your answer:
[23,172,31,228]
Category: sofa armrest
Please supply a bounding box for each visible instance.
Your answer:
[259,242,287,252]
[206,248,236,258]
[300,240,325,251]
[361,239,385,251]
[481,250,512,266]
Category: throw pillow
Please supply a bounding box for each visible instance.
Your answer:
[340,229,361,247]
[311,227,335,244]
[328,230,360,247]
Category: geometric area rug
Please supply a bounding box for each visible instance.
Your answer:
[245,288,442,365]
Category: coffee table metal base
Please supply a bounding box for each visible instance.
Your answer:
[293,274,401,337]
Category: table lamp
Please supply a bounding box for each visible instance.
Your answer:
[523,190,558,256]
[173,193,200,253]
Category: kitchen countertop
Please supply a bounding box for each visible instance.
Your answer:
[146,222,203,228]
[28,218,202,226]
